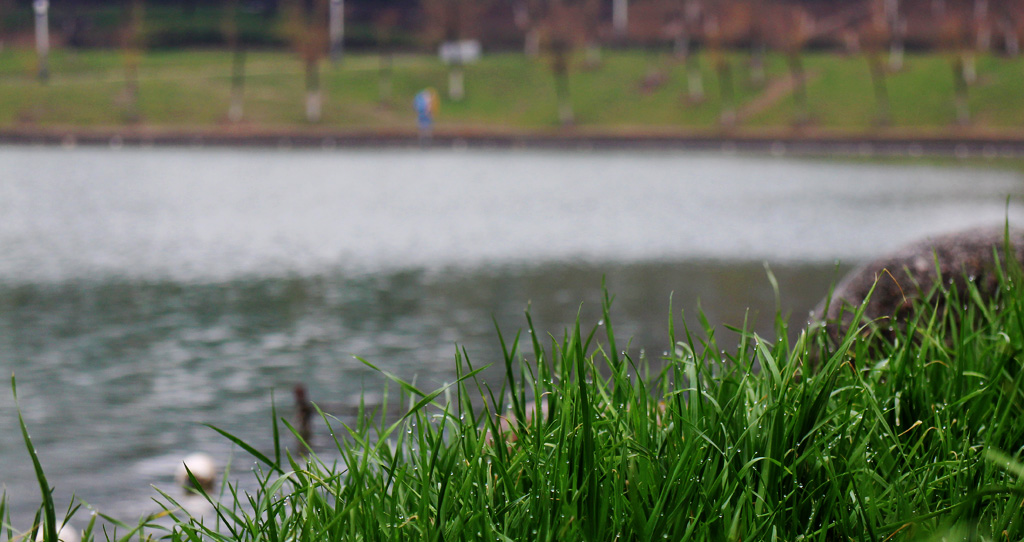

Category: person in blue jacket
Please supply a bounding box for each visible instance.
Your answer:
[414,88,438,142]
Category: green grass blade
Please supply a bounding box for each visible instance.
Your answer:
[204,424,284,475]
[12,374,57,542]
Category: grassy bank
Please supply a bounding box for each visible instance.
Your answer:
[7,259,1024,540]
[1,48,1023,135]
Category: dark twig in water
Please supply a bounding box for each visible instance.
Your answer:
[293,384,315,452]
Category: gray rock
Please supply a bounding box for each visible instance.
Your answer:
[815,226,1024,345]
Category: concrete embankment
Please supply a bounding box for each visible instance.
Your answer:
[3,127,1024,159]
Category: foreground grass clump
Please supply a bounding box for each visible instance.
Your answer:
[8,265,1024,541]
[146,269,1024,542]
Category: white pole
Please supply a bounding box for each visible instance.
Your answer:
[329,0,344,62]
[612,0,628,39]
[33,0,49,81]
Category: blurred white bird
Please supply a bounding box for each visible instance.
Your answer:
[35,523,80,542]
[174,452,218,493]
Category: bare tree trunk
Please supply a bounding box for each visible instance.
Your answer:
[225,0,245,122]
[373,8,399,106]
[682,0,703,101]
[975,0,991,50]
[556,76,574,126]
[292,0,328,123]
[123,55,140,123]
[120,0,144,123]
[0,0,8,52]
[673,27,689,57]
[552,48,573,126]
[717,58,735,126]
[868,52,890,125]
[749,42,766,88]
[379,51,393,104]
[448,62,464,101]
[884,0,904,70]
[305,58,322,122]
[884,0,898,26]
[582,0,602,69]
[788,53,809,125]
[748,0,766,88]
[584,42,602,68]
[1005,24,1019,56]
[687,53,704,101]
[329,0,344,62]
[229,47,246,122]
[952,55,970,125]
[962,52,977,84]
[514,2,539,56]
[889,17,905,71]
[525,27,541,56]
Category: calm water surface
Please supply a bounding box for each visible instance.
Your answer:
[0,146,1021,523]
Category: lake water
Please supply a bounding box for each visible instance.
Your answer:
[0,146,1022,525]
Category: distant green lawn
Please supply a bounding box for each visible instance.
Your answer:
[0,48,1022,134]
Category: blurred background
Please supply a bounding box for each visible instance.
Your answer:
[0,0,1021,132]
[1,0,1023,531]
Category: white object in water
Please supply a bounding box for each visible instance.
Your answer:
[174,452,218,492]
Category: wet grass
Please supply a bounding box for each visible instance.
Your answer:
[0,48,1023,132]
[7,252,1024,540]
